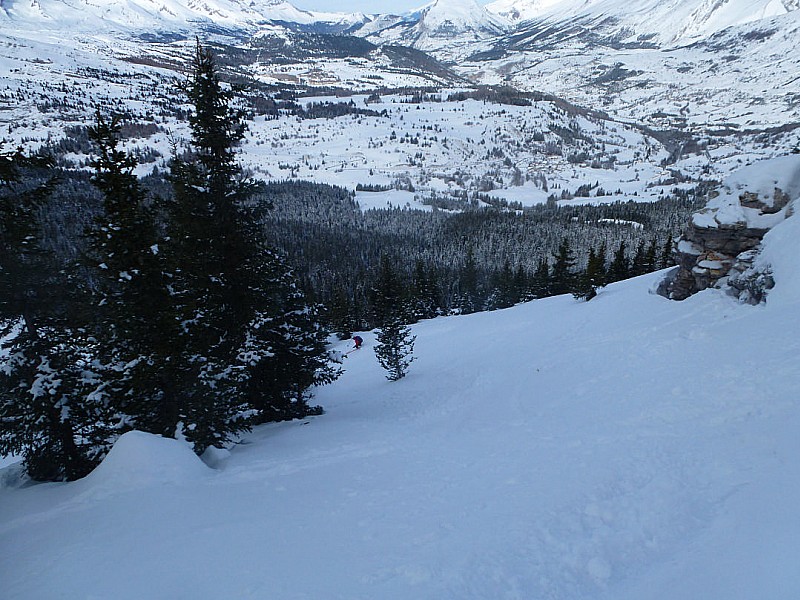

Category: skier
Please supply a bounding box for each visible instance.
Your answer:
[352,335,363,350]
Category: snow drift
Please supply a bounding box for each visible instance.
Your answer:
[81,430,212,491]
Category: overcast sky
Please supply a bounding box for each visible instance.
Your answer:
[294,1,488,14]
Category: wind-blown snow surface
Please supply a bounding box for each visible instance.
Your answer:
[2,216,800,598]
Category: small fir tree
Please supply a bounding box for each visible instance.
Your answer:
[374,314,416,381]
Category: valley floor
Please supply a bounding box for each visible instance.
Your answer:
[2,222,800,598]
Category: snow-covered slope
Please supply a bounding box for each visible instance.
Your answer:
[486,0,565,23]
[416,0,509,38]
[358,0,509,60]
[1,158,799,599]
[486,0,796,44]
[463,6,800,129]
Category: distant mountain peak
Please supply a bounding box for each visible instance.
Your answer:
[419,0,509,34]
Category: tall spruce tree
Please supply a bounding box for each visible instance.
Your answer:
[166,40,338,451]
[86,112,181,437]
[550,237,576,296]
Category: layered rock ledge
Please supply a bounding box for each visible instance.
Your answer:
[660,155,800,302]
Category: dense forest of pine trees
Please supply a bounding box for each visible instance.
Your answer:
[0,43,702,481]
[0,42,339,481]
[262,182,694,333]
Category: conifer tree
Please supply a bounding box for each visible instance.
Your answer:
[166,40,338,452]
[644,238,658,273]
[660,236,674,269]
[410,259,438,321]
[243,255,341,423]
[530,257,550,299]
[597,240,608,277]
[574,245,605,301]
[327,284,357,340]
[631,240,647,276]
[86,112,180,437]
[491,258,516,309]
[0,147,57,335]
[458,247,480,313]
[608,240,630,283]
[374,314,416,381]
[371,253,405,325]
[0,148,113,480]
[514,263,529,302]
[550,237,576,295]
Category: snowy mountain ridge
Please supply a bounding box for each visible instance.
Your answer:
[353,0,509,59]
[0,0,368,32]
[3,0,798,46]
[484,0,798,45]
[415,0,509,35]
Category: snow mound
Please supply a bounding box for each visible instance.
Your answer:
[83,431,212,490]
[693,154,800,230]
[757,197,800,307]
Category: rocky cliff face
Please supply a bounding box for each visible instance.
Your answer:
[660,155,800,303]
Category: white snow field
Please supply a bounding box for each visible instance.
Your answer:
[2,214,800,597]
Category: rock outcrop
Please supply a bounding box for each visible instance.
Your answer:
[659,155,800,303]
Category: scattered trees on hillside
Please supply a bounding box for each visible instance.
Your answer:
[0,42,340,481]
[2,42,703,479]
